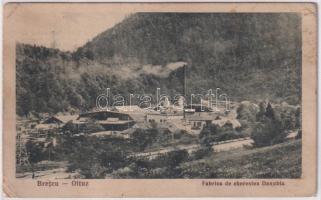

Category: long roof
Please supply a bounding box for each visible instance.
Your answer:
[114,105,145,112]
[97,120,134,125]
[185,113,218,121]
[54,115,79,123]
[42,115,78,124]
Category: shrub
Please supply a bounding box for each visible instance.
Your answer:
[152,149,189,168]
[131,128,158,151]
[25,141,46,164]
[25,140,47,178]
[199,123,245,146]
[236,101,259,122]
[165,149,189,168]
[192,147,213,160]
[251,117,286,147]
[251,102,298,147]
[65,136,129,178]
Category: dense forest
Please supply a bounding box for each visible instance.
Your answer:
[16,13,301,116]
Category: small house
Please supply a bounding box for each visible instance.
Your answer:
[185,113,217,130]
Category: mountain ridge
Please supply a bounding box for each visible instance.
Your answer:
[16,13,301,116]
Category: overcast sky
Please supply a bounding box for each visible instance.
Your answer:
[6,4,131,51]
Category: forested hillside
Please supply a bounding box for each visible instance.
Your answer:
[16,44,184,116]
[16,13,301,116]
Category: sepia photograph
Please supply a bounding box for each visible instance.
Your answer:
[15,11,302,179]
[2,2,317,197]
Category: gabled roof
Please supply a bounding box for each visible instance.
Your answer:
[55,115,79,123]
[43,115,78,124]
[286,131,298,139]
[212,118,241,128]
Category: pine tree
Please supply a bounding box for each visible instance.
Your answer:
[265,102,275,120]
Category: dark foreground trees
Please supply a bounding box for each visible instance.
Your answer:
[251,103,287,147]
[65,136,129,178]
[25,141,46,178]
[199,123,245,146]
[251,118,286,147]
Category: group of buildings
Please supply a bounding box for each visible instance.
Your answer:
[15,101,243,165]
[18,100,240,138]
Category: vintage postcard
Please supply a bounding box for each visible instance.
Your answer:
[2,2,317,197]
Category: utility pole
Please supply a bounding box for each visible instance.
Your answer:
[184,64,187,99]
[183,64,187,119]
[48,146,51,161]
[51,30,56,49]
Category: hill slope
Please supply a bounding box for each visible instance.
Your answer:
[16,13,301,116]
[180,140,301,178]
[78,13,301,102]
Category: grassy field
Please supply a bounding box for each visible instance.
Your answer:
[16,139,302,179]
[16,161,67,174]
[180,139,302,178]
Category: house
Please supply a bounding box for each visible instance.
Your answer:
[185,113,217,130]
[286,131,299,140]
[34,114,78,131]
[33,114,78,137]
[185,104,213,112]
[41,115,78,126]
[146,113,183,124]
[183,112,242,134]
[78,110,135,131]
